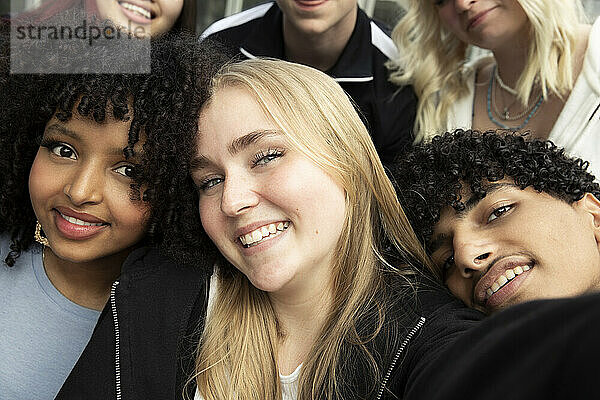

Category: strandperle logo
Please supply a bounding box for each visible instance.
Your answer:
[13,19,147,46]
[10,11,151,74]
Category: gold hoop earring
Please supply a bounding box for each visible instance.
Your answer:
[34,221,49,247]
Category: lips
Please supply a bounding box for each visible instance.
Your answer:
[294,0,328,10]
[118,1,154,24]
[473,256,534,308]
[467,6,498,30]
[53,207,109,241]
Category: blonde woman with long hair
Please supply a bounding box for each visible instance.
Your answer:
[151,58,483,399]
[390,0,599,176]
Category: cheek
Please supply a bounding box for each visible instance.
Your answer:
[106,184,149,231]
[198,196,223,245]
[446,272,472,305]
[437,7,462,37]
[160,0,183,21]
[278,163,346,242]
[95,1,122,22]
[28,152,54,211]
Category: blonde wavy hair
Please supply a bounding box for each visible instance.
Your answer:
[389,0,588,141]
[191,58,432,400]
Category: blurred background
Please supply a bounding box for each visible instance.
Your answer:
[6,0,600,33]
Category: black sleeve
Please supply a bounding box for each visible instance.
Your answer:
[392,286,484,397]
[404,292,600,400]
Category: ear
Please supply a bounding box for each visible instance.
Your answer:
[575,193,600,243]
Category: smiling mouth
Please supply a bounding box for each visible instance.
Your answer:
[468,6,497,30]
[57,211,106,227]
[485,264,532,299]
[118,2,154,19]
[239,221,290,248]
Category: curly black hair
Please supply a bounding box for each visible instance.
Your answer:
[0,23,227,268]
[389,129,600,251]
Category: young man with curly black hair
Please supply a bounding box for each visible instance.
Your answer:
[390,129,600,314]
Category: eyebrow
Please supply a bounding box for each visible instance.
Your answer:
[428,182,522,254]
[190,129,281,172]
[45,123,80,140]
[45,123,132,158]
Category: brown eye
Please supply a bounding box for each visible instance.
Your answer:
[51,143,76,160]
[115,165,136,178]
[487,205,513,223]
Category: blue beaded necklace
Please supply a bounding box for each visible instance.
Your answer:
[487,65,543,131]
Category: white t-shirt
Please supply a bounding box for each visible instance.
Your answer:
[193,363,301,400]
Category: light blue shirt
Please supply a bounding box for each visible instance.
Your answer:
[0,237,100,399]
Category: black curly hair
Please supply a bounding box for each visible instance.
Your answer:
[0,24,227,268]
[389,129,600,252]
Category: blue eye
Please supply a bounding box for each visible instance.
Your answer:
[114,164,135,178]
[199,177,224,192]
[487,205,513,223]
[252,148,284,167]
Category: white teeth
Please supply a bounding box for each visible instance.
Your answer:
[486,264,533,298]
[505,269,515,280]
[239,221,291,247]
[60,212,103,227]
[497,275,508,287]
[120,2,152,19]
[514,266,524,275]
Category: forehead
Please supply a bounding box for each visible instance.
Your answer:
[198,86,279,144]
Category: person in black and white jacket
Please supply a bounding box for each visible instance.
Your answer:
[202,1,417,163]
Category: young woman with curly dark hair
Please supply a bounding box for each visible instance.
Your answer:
[390,129,600,314]
[0,33,225,399]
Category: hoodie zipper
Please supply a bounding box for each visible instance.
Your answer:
[110,280,122,400]
[375,316,426,400]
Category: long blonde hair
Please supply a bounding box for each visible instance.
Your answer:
[389,0,588,141]
[192,58,432,399]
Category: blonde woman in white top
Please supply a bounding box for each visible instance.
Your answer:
[390,0,600,177]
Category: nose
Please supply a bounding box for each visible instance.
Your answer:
[220,173,259,217]
[63,162,103,206]
[453,231,495,278]
[454,0,477,12]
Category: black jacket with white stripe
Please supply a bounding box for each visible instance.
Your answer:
[202,2,417,163]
